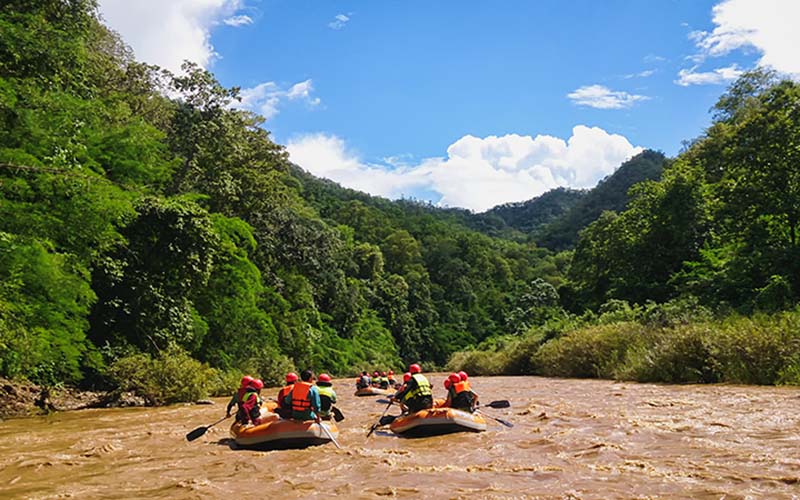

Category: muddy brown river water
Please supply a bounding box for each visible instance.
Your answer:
[1,375,799,499]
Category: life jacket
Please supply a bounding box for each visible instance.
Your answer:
[239,389,261,405]
[290,381,313,413]
[317,385,335,412]
[277,384,293,408]
[402,373,432,402]
[453,380,471,394]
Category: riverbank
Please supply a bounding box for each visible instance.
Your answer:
[0,378,147,419]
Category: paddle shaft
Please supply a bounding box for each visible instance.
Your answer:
[475,409,513,428]
[319,422,342,449]
[367,399,395,437]
[186,414,231,441]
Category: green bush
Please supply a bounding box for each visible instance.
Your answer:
[533,322,643,378]
[620,324,720,383]
[109,346,216,405]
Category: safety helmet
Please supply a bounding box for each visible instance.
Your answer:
[319,373,332,382]
[240,375,254,388]
[381,371,387,376]
[286,372,298,383]
[403,372,412,382]
[458,371,468,381]
[448,373,461,384]
[444,379,451,389]
[373,371,379,377]
[249,379,264,390]
[388,370,394,375]
[409,363,421,374]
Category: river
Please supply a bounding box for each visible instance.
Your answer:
[1,375,799,499]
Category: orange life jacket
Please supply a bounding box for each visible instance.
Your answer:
[290,381,313,412]
[453,380,471,394]
[277,384,293,408]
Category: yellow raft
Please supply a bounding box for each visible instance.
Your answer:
[389,407,487,437]
[354,386,393,397]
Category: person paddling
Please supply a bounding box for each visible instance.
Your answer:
[356,371,371,389]
[316,373,337,420]
[444,371,478,412]
[235,378,264,425]
[387,370,396,387]
[284,369,321,423]
[275,372,298,419]
[392,364,433,414]
[226,375,254,419]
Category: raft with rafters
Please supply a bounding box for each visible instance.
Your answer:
[354,386,393,397]
[389,406,487,437]
[230,417,339,450]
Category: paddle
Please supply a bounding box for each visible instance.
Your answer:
[375,398,392,405]
[318,422,342,449]
[367,399,396,437]
[481,400,510,409]
[186,414,232,442]
[475,409,514,428]
[331,406,345,422]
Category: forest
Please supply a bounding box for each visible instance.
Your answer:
[2,1,799,404]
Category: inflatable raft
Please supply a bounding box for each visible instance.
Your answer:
[389,407,487,437]
[231,418,339,450]
[354,386,393,397]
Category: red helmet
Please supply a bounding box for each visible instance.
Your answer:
[444,379,451,389]
[373,371,379,377]
[409,363,421,374]
[403,372,412,382]
[448,373,461,384]
[458,371,468,381]
[286,372,298,383]
[388,370,394,375]
[248,379,264,390]
[381,371,387,376]
[240,375,254,388]
[319,373,331,382]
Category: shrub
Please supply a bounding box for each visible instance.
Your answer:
[533,322,643,378]
[621,324,720,383]
[109,346,216,405]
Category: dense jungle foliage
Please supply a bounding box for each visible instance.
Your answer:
[2,1,799,401]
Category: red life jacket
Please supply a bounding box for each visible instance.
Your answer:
[277,384,293,408]
[290,381,313,412]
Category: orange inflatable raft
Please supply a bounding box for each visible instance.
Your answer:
[230,418,339,450]
[389,407,487,437]
[354,386,393,397]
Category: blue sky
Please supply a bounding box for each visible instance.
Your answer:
[98,0,796,211]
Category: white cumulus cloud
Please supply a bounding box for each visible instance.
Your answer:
[328,14,350,30]
[97,0,246,73]
[236,79,320,120]
[675,64,743,86]
[567,85,650,109]
[287,126,643,212]
[690,0,800,77]
[223,15,253,27]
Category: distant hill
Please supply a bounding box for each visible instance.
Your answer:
[534,150,666,250]
[463,150,666,250]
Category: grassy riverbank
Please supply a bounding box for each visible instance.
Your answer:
[447,304,800,386]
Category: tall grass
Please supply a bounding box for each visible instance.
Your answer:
[447,308,800,386]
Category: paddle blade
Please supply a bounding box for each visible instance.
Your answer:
[378,414,397,426]
[332,407,345,422]
[185,426,208,442]
[493,417,514,428]
[486,400,510,409]
[375,399,392,404]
